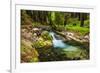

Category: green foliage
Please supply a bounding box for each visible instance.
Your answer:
[84,20,90,28]
[51,12,55,21]
[67,18,80,25]
[32,22,42,27]
[21,10,90,62]
[55,12,64,25]
[30,57,39,62]
[32,37,52,49]
[63,49,89,60]
[66,25,89,35]
[41,31,52,40]
[53,25,66,31]
[32,38,45,48]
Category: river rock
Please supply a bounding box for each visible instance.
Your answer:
[32,28,41,31]
[84,34,89,40]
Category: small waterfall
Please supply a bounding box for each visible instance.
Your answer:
[49,32,56,40]
[49,32,67,48]
[49,32,77,51]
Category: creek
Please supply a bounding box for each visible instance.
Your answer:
[49,32,78,51]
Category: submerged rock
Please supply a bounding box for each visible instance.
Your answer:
[62,48,89,60]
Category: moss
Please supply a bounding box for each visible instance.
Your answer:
[41,31,52,40]
[63,48,89,60]
[32,37,52,49]
[30,57,39,62]
[32,31,52,49]
[66,26,89,36]
[21,40,39,63]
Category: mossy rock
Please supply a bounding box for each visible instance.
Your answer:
[32,37,52,49]
[21,39,39,62]
[41,31,52,40]
[30,57,39,62]
[63,49,89,60]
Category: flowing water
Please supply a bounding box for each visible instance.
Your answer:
[49,32,78,51]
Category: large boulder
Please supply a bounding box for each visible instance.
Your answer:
[21,39,39,63]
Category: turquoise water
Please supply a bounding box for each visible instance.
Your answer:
[49,32,78,51]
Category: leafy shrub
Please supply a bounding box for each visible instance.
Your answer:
[84,20,90,28]
[66,26,89,36]
[67,18,79,25]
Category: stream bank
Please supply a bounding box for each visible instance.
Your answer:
[21,25,89,62]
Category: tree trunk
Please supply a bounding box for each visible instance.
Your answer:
[80,13,85,27]
[64,15,67,26]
